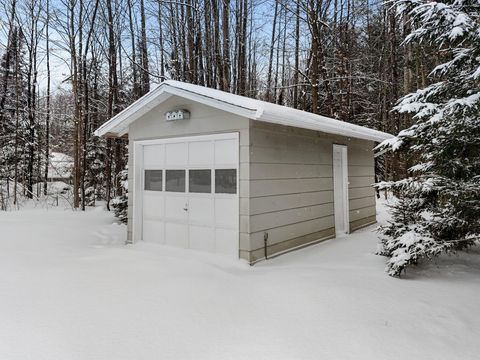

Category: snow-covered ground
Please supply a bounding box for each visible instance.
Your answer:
[1,200,479,360]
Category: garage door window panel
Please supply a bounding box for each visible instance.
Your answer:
[144,170,163,191]
[166,170,186,192]
[215,169,237,194]
[189,170,211,193]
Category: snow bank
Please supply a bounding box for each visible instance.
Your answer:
[0,201,479,360]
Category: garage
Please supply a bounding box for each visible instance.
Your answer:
[137,133,239,257]
[96,80,392,263]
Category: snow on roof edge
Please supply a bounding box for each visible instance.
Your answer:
[95,80,393,142]
[94,85,167,137]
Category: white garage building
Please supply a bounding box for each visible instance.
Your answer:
[96,80,392,263]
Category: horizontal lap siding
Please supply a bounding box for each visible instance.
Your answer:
[250,163,333,180]
[249,227,334,261]
[250,203,334,232]
[248,122,336,261]
[349,186,375,200]
[249,178,332,197]
[246,121,377,262]
[347,141,377,231]
[249,191,334,215]
[250,217,335,252]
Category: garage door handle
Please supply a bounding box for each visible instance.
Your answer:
[183,205,189,211]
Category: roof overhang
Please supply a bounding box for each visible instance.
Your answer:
[95,80,393,143]
[95,82,260,137]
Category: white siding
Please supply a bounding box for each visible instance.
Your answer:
[246,121,376,262]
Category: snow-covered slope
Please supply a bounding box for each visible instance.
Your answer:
[0,201,479,360]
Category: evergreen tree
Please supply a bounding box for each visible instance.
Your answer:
[0,27,28,191]
[111,165,128,224]
[376,0,480,276]
[84,136,107,206]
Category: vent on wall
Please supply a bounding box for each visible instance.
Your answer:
[165,109,190,121]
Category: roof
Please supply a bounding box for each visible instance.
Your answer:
[95,80,393,142]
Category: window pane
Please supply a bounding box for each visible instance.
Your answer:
[166,170,186,192]
[189,169,211,193]
[144,170,163,191]
[215,169,237,194]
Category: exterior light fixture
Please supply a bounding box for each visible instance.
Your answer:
[165,109,190,121]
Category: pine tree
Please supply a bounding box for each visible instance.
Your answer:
[111,165,128,224]
[376,0,480,276]
[84,136,107,206]
[0,26,28,199]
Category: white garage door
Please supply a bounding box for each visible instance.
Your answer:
[139,133,239,257]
